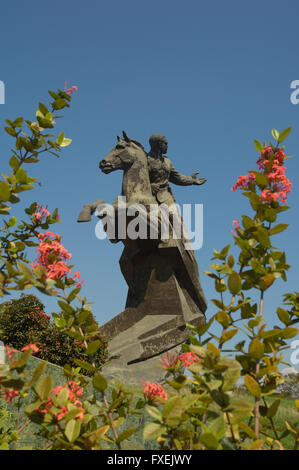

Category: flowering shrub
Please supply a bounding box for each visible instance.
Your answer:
[35,380,85,422]
[141,128,299,450]
[232,139,292,204]
[31,232,84,286]
[0,294,108,371]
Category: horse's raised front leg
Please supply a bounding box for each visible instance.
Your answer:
[77,200,105,223]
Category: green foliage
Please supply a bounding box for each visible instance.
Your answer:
[139,130,299,450]
[0,294,108,372]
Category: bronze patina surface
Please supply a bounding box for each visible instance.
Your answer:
[78,131,207,383]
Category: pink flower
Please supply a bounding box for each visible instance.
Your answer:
[31,231,84,286]
[21,342,39,353]
[1,388,19,403]
[159,351,179,370]
[230,218,240,235]
[232,173,256,191]
[142,381,168,400]
[232,145,292,205]
[5,344,18,361]
[35,381,85,422]
[34,204,50,223]
[64,81,78,95]
[177,352,201,368]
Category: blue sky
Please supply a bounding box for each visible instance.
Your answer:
[1,0,299,366]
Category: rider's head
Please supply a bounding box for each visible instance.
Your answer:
[149,134,168,155]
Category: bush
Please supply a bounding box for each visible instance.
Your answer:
[0,294,108,371]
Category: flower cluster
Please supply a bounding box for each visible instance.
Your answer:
[142,381,168,401]
[1,388,19,403]
[34,204,50,223]
[159,351,201,371]
[35,380,85,422]
[64,81,78,95]
[232,145,292,205]
[21,342,39,353]
[159,351,179,370]
[230,218,241,235]
[232,173,256,192]
[31,231,83,286]
[5,344,18,361]
[177,352,201,368]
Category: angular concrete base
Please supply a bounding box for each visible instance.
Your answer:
[101,343,183,385]
[100,243,206,385]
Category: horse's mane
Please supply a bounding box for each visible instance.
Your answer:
[131,139,145,151]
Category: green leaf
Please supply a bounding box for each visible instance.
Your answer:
[146,406,163,422]
[162,396,182,423]
[25,400,42,415]
[60,137,72,147]
[67,287,81,302]
[92,373,108,392]
[277,127,291,143]
[272,128,280,141]
[65,419,81,443]
[13,117,24,127]
[253,172,268,188]
[116,427,137,444]
[220,328,238,343]
[54,317,66,328]
[52,98,68,110]
[256,228,271,248]
[269,224,288,235]
[267,399,280,418]
[250,193,261,211]
[249,338,264,359]
[35,375,53,401]
[39,102,49,116]
[215,278,226,292]
[5,126,17,137]
[242,215,254,230]
[200,432,220,450]
[85,340,101,355]
[264,208,277,223]
[73,359,95,373]
[11,349,32,369]
[220,244,231,257]
[276,307,290,325]
[8,216,17,227]
[254,139,263,153]
[9,156,20,171]
[216,311,231,328]
[0,181,11,201]
[259,274,275,291]
[222,361,241,391]
[18,262,34,281]
[143,422,166,440]
[56,387,69,407]
[244,374,261,398]
[228,273,242,294]
[16,167,28,184]
[280,327,299,339]
[56,132,64,146]
[166,375,188,390]
[31,361,47,386]
[58,301,75,314]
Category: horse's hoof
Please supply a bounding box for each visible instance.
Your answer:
[77,206,91,223]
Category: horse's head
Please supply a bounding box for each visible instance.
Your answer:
[99,131,143,174]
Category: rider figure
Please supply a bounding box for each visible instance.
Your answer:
[147,134,207,206]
